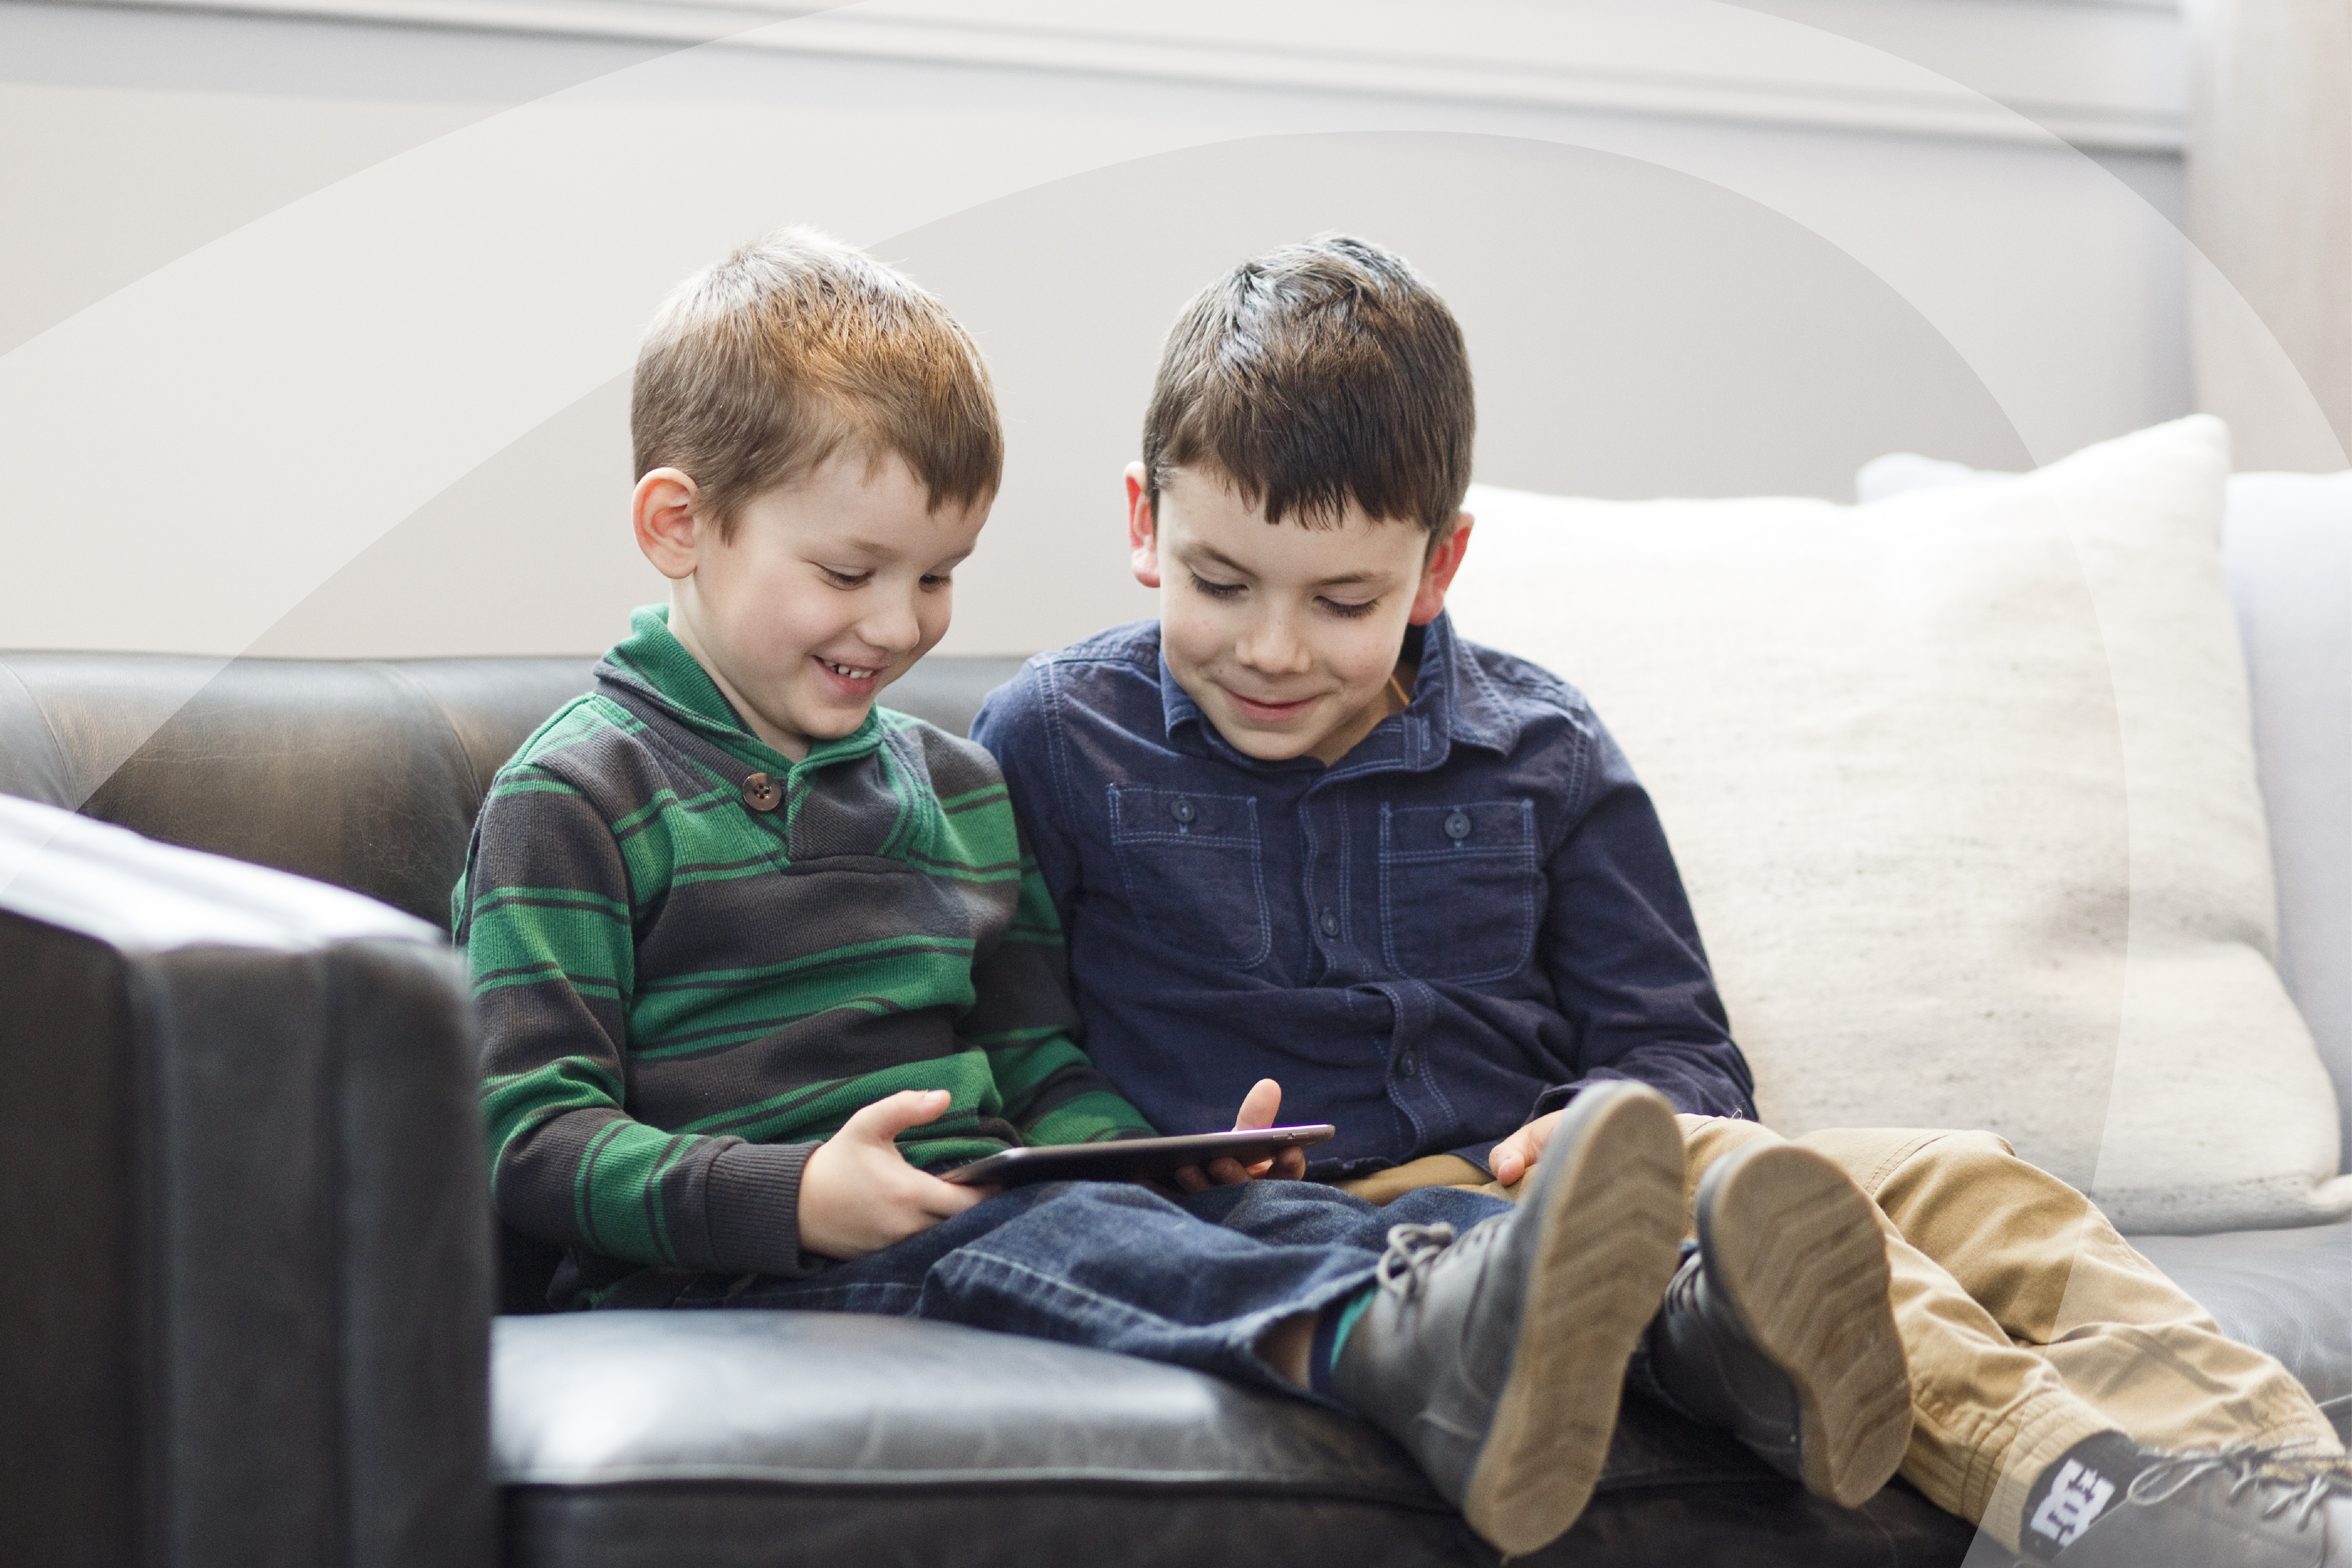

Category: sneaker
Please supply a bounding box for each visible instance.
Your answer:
[1638,1140,1913,1506]
[1330,1081,1687,1556]
[2043,1443,2352,1567]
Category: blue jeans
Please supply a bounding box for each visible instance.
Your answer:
[630,1179,1510,1396]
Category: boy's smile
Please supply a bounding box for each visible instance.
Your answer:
[1129,463,1473,766]
[635,450,987,758]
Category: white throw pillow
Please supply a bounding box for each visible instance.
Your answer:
[1860,453,2352,1196]
[1449,416,2352,1233]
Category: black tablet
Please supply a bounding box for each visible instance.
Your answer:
[941,1125,1336,1187]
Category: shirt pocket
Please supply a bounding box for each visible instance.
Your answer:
[1379,799,1539,982]
[1108,784,1272,970]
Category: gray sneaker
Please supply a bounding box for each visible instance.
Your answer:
[1640,1140,1912,1506]
[1330,1081,1687,1556]
[2040,1444,2352,1567]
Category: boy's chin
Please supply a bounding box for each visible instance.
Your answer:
[801,702,875,738]
[1207,711,1336,763]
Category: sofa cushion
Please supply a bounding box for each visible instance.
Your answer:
[2214,476,2352,1175]
[1448,418,2350,1234]
[0,652,596,925]
[2127,1222,2352,1437]
[0,651,1021,933]
[1856,460,2352,1185]
[493,1310,1976,1567]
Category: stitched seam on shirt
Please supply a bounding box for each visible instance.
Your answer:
[1414,979,1463,1131]
[1377,803,1401,976]
[1300,782,1324,982]
[1334,782,1352,962]
[875,722,929,864]
[1037,658,1079,834]
[1542,724,1598,868]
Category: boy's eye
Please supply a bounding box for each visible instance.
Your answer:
[919,572,952,590]
[819,566,870,588]
[1188,570,1244,599]
[1319,597,1381,619]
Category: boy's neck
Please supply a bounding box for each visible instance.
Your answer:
[666,596,816,761]
[1299,658,1417,767]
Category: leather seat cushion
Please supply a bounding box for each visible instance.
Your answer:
[494,1312,1976,1567]
[2129,1222,2352,1434]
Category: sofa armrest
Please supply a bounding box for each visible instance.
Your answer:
[0,796,494,1568]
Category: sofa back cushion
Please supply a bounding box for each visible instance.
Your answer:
[1448,417,2352,1233]
[0,654,593,927]
[0,652,1029,933]
[2214,476,2352,1183]
[1855,460,2352,1186]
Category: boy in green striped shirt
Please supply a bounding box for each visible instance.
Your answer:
[455,229,1710,1556]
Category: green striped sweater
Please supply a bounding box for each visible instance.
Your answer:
[454,606,1155,1291]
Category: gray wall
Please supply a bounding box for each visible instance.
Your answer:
[0,0,2189,658]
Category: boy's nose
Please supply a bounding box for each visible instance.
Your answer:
[1236,617,1313,674]
[858,593,924,655]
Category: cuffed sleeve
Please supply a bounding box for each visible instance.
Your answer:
[706,1140,823,1276]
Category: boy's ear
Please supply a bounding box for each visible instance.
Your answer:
[634,468,704,582]
[1407,512,1475,626]
[1125,462,1163,589]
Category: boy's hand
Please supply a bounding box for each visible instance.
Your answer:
[798,1089,991,1261]
[1167,1078,1309,1192]
[1488,1107,1570,1189]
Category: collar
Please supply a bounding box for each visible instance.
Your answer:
[1156,611,1524,776]
[595,604,884,774]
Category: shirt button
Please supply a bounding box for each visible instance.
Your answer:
[1170,797,1197,825]
[1318,908,1341,938]
[742,772,782,812]
[1396,1052,1416,1074]
[1444,810,1472,841]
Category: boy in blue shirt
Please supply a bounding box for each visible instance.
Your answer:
[972,235,2350,1566]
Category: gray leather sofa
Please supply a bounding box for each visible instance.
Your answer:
[3,557,2345,1568]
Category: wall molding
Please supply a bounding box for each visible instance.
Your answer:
[51,0,2189,152]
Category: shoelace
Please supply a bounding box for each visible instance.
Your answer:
[2007,1442,2350,1566]
[1374,1221,1458,1299]
[2127,1440,2350,1532]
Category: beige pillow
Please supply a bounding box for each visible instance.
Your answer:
[1448,416,2352,1233]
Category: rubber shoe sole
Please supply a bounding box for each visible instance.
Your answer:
[1459,1084,1688,1557]
[1697,1143,1913,1508]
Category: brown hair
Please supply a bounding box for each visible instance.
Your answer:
[1142,234,1473,538]
[632,228,1001,536]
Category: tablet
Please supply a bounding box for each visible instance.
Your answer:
[941,1125,1336,1187]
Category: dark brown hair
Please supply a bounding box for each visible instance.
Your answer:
[1142,234,1473,537]
[632,228,1001,537]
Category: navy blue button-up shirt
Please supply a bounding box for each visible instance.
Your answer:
[970,612,1756,1178]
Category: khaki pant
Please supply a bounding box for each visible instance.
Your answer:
[1339,1116,2341,1550]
